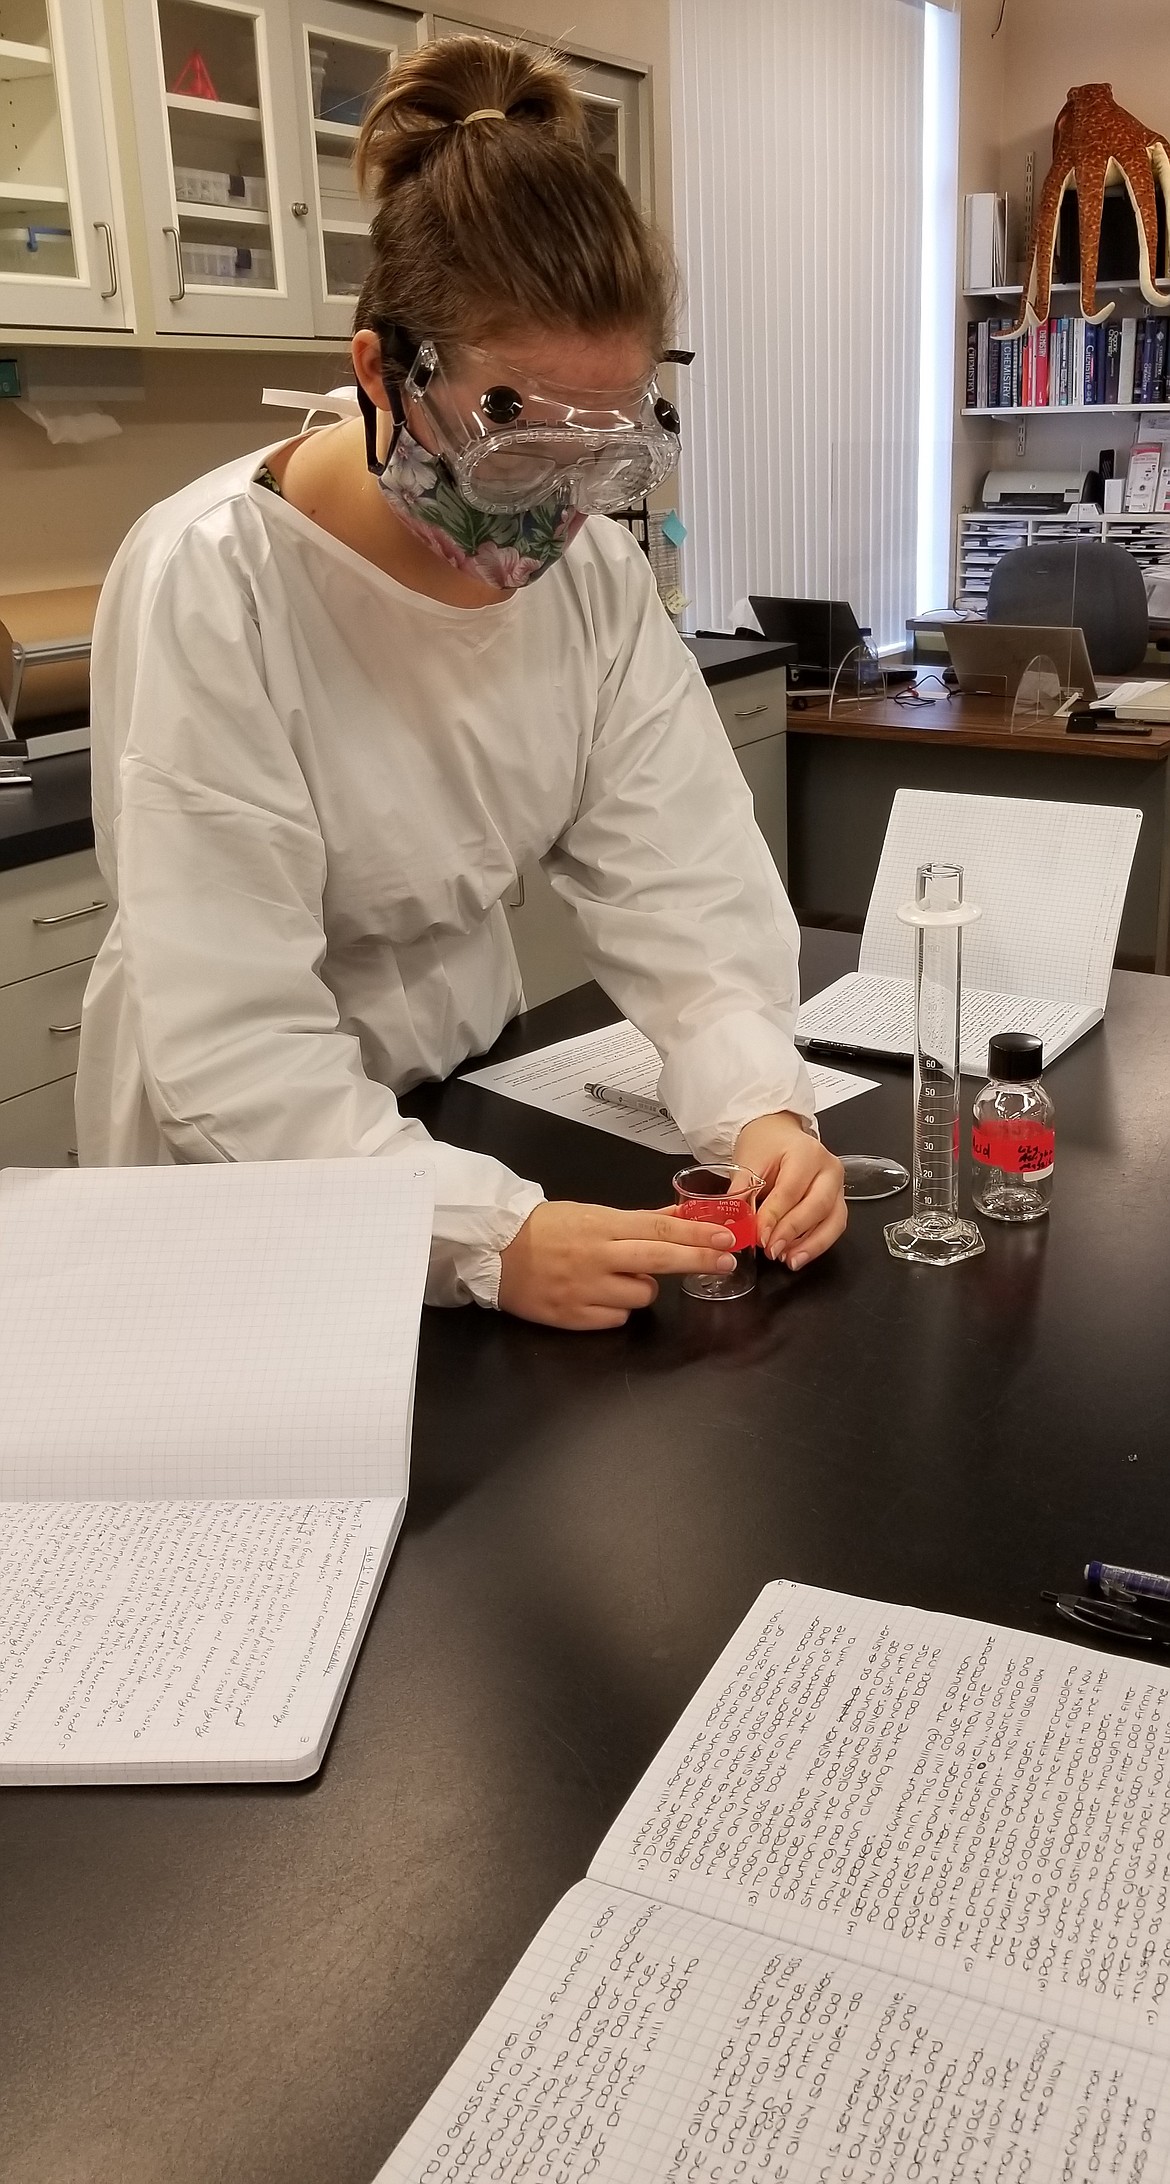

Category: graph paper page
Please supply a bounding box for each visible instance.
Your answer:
[0,1160,433,1501]
[463,1019,875,1155]
[590,1583,1170,2055]
[857,789,1141,1005]
[0,1495,402,1784]
[377,1879,1170,2183]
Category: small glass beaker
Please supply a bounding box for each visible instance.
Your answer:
[672,1164,763,1300]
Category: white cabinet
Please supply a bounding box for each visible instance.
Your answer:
[505,866,588,1013]
[124,0,314,336]
[286,0,412,339]
[119,0,418,338]
[0,848,112,1167]
[0,0,129,329]
[707,663,788,883]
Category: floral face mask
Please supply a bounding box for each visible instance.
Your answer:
[372,417,586,592]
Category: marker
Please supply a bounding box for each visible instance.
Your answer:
[1085,1560,1170,1602]
[584,1082,674,1123]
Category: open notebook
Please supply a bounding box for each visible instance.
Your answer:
[796,790,1142,1074]
[379,1582,1170,2182]
[0,1160,432,1786]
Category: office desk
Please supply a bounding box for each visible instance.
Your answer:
[785,690,1170,971]
[4,931,1170,2184]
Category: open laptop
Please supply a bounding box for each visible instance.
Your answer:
[945,621,1102,701]
[748,596,916,686]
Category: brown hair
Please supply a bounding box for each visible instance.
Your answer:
[354,36,677,375]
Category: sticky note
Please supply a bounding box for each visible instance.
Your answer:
[660,509,688,548]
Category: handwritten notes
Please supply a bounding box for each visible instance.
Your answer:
[0,1161,432,1784]
[796,790,1142,1071]
[382,1882,1170,2183]
[376,1582,1170,2181]
[0,1497,403,1783]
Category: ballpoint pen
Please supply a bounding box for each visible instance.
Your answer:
[584,1082,674,1123]
[1085,1560,1170,1603]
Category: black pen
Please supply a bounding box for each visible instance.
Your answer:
[798,1037,868,1062]
[1042,1591,1170,1645]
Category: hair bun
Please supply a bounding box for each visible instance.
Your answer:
[356,35,586,203]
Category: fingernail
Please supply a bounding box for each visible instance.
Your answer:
[714,1229,735,1248]
[789,1251,808,1272]
[717,1254,737,1273]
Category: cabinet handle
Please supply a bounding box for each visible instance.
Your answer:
[32,900,108,927]
[164,226,185,302]
[94,220,118,300]
[66,1147,79,1165]
[734,700,769,721]
[291,200,309,217]
[507,876,525,911]
[48,1021,83,1037]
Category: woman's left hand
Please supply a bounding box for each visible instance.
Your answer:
[733,1111,846,1271]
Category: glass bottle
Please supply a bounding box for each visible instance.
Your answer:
[971,1033,1054,1222]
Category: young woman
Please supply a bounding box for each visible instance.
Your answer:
[76,36,845,1330]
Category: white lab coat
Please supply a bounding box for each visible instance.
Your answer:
[77,446,814,1306]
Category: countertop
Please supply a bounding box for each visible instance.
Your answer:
[681,633,795,682]
[0,751,95,873]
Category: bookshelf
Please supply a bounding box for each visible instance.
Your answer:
[956,189,1170,611]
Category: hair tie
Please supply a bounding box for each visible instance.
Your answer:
[459,108,507,125]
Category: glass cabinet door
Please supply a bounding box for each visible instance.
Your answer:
[0,0,128,329]
[128,0,313,335]
[287,0,418,340]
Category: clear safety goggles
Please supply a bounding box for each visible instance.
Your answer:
[399,340,683,514]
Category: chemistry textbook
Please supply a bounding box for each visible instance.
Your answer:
[379,1581,1170,2181]
[0,1159,432,1785]
[796,789,1142,1075]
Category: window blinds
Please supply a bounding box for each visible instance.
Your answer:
[670,0,927,646]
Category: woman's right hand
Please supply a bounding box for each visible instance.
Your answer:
[498,1200,738,1331]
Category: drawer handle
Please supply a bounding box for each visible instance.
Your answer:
[734,700,770,720]
[48,1022,83,1037]
[32,900,108,927]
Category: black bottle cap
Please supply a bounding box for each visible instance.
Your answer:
[988,1031,1043,1080]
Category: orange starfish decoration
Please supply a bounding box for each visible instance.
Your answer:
[1005,83,1170,337]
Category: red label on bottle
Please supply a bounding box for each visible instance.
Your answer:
[676,1197,757,1251]
[972,1122,1055,1177]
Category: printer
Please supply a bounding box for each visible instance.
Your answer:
[981,468,1100,512]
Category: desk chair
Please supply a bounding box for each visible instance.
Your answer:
[987,539,1149,674]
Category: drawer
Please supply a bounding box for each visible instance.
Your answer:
[709,665,787,750]
[0,850,112,987]
[0,958,93,1101]
[0,1073,78,1168]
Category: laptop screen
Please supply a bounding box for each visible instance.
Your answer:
[748,597,864,670]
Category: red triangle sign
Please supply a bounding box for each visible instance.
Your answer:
[171,51,219,100]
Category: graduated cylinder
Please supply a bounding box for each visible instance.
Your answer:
[885,861,985,1268]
